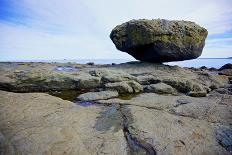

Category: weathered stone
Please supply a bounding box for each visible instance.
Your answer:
[0,91,128,155]
[219,69,232,76]
[136,74,161,85]
[1,61,232,155]
[89,69,137,83]
[162,78,203,93]
[219,63,232,71]
[211,88,232,95]
[0,131,15,155]
[110,19,208,62]
[0,64,102,92]
[98,93,232,124]
[77,91,119,101]
[170,94,232,124]
[215,125,232,152]
[76,73,101,89]
[104,80,143,94]
[187,90,207,97]
[122,105,229,155]
[144,82,175,94]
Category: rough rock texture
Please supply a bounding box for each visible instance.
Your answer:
[104,80,143,94]
[123,105,229,155]
[77,91,119,101]
[0,62,232,155]
[219,63,232,70]
[144,82,175,94]
[187,90,207,97]
[0,63,101,92]
[0,62,226,96]
[0,91,128,155]
[97,93,232,124]
[89,69,137,83]
[97,93,232,154]
[110,19,208,62]
[219,69,232,76]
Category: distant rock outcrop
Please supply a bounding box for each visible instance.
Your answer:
[110,19,208,62]
[219,63,232,70]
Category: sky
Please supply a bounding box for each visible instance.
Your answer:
[0,0,232,61]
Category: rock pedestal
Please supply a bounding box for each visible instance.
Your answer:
[110,19,208,62]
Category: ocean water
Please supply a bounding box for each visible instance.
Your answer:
[5,58,232,69]
[166,58,232,69]
[60,58,231,69]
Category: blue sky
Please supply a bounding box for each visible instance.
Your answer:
[0,0,232,61]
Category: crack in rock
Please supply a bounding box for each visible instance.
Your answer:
[119,105,157,155]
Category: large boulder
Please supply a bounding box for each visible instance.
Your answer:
[110,19,208,62]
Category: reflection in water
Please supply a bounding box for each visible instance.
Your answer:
[48,90,83,101]
[77,101,95,107]
[55,66,79,71]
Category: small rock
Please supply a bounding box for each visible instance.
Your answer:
[200,66,208,70]
[86,62,94,65]
[162,78,192,93]
[209,67,217,71]
[76,91,119,101]
[187,91,207,97]
[105,80,143,94]
[145,83,174,94]
[137,75,161,85]
[76,74,101,89]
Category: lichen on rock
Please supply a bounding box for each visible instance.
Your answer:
[110,19,208,62]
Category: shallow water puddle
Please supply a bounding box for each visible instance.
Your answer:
[55,66,79,71]
[48,90,83,102]
[77,101,95,107]
[94,106,122,132]
[118,93,139,100]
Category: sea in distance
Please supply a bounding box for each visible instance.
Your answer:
[4,58,232,69]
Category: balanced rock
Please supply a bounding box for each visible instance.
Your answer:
[110,19,208,62]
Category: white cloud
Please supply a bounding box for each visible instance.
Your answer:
[0,0,232,60]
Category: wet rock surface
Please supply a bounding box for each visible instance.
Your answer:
[0,62,232,154]
[110,19,208,62]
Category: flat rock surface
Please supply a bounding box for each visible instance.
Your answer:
[0,91,128,155]
[123,105,230,155]
[0,62,232,154]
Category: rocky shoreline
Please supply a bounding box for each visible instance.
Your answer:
[0,19,231,155]
[0,61,231,155]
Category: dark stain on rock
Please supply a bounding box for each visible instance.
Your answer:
[120,105,157,155]
[77,101,95,107]
[55,66,79,71]
[48,90,84,102]
[215,125,232,153]
[174,98,192,107]
[94,105,122,132]
[118,93,139,100]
